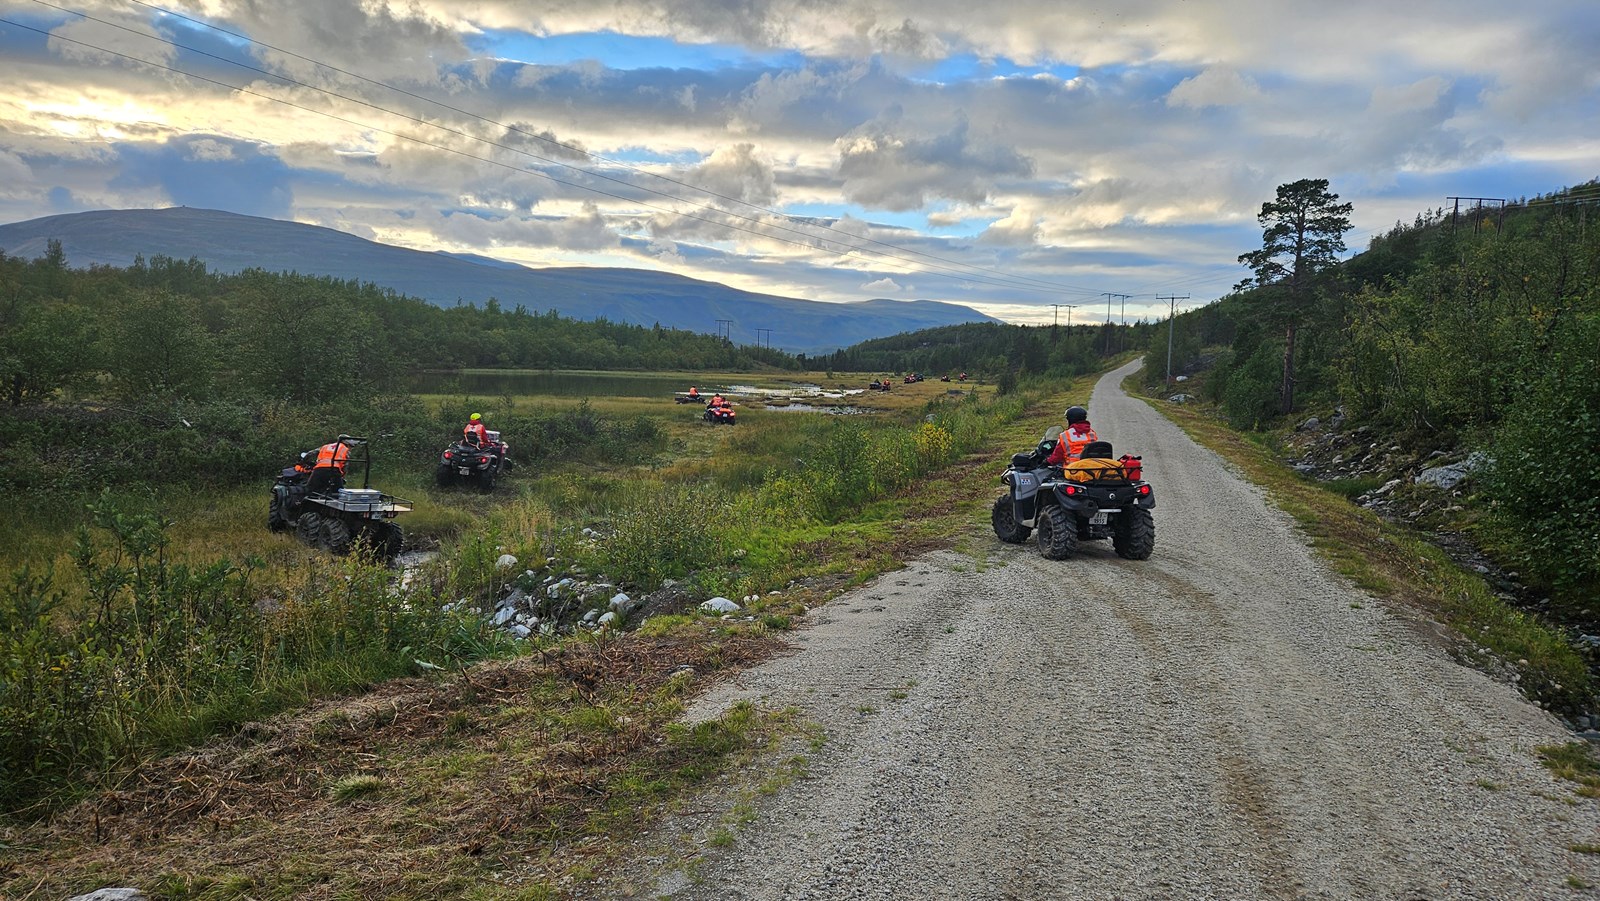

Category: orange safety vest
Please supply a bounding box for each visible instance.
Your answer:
[1049,425,1099,465]
[314,441,350,471]
[464,422,489,444]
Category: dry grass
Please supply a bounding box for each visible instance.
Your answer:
[0,631,787,900]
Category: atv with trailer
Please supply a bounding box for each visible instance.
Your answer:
[991,429,1156,561]
[269,436,409,561]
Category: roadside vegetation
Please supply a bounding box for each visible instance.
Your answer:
[1134,387,1592,713]
[1136,177,1600,714]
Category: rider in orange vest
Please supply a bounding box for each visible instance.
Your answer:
[464,412,489,446]
[1047,406,1099,465]
[306,436,352,494]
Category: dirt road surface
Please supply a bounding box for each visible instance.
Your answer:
[632,360,1600,900]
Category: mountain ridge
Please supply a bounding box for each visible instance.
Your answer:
[0,207,996,353]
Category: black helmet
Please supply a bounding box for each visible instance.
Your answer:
[1064,406,1088,425]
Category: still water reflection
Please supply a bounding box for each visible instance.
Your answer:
[411,371,705,397]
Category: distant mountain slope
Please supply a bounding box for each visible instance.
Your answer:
[0,208,996,353]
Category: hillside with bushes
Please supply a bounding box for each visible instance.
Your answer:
[1148,180,1600,625]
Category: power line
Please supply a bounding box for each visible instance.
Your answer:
[17,0,1102,298]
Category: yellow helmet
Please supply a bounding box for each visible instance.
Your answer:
[470,413,482,421]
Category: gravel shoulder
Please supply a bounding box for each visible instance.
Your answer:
[614,360,1600,900]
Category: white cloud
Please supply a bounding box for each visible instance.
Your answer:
[861,276,901,292]
[1167,67,1260,109]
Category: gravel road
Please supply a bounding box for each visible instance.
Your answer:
[636,359,1600,900]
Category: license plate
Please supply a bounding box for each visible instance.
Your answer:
[1089,512,1108,525]
[458,467,471,475]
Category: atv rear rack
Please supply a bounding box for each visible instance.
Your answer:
[306,488,413,517]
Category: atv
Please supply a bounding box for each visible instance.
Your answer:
[991,429,1155,561]
[269,436,410,561]
[703,404,736,425]
[436,429,510,492]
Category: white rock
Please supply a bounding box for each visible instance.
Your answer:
[509,624,531,639]
[69,891,149,901]
[492,607,515,626]
[598,611,617,626]
[701,597,742,614]
[583,609,599,623]
[609,592,632,611]
[495,554,518,569]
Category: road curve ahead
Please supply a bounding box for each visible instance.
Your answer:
[646,359,1600,901]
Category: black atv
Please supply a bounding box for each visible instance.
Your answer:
[991,430,1156,561]
[269,436,409,561]
[435,429,510,492]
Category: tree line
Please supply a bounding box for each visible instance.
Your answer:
[821,319,1160,384]
[0,248,801,410]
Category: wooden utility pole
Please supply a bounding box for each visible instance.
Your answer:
[1158,295,1189,385]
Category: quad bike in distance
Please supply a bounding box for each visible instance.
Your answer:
[269,436,409,561]
[991,428,1156,561]
[703,404,736,425]
[436,429,511,492]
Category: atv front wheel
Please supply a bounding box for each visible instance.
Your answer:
[1112,507,1155,560]
[991,495,1031,544]
[1035,505,1078,560]
[268,495,289,532]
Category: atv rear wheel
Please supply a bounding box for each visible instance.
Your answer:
[991,495,1031,544]
[435,465,453,488]
[377,522,404,561]
[357,522,405,561]
[321,517,354,555]
[477,466,498,493]
[1112,507,1155,560]
[296,510,324,548]
[1035,505,1078,560]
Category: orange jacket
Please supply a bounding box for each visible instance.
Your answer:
[464,422,489,445]
[1047,423,1098,465]
[314,441,350,471]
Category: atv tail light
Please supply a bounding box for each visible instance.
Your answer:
[1063,485,1078,496]
[444,451,453,459]
[1137,484,1151,496]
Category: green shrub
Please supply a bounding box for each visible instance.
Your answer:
[0,495,509,812]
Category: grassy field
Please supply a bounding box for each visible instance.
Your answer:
[1,365,1087,899]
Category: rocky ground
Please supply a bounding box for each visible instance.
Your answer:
[583,359,1600,901]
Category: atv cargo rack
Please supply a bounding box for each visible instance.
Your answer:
[306,487,412,519]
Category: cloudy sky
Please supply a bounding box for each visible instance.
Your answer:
[1,0,1596,324]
